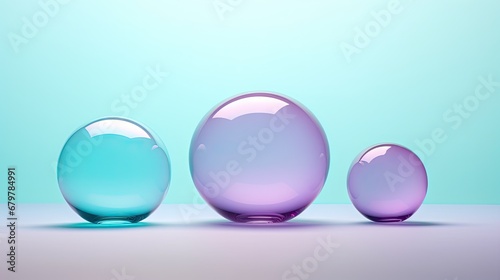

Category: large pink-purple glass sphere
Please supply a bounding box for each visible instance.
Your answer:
[347,144,428,222]
[190,92,329,223]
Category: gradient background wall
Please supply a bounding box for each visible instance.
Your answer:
[1,0,499,205]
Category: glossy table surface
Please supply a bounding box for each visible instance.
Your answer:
[0,204,499,280]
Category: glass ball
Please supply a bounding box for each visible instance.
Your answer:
[190,92,330,223]
[57,117,171,224]
[347,144,428,222]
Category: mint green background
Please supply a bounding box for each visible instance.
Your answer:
[1,0,499,204]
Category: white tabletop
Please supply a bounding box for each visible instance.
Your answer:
[0,204,499,280]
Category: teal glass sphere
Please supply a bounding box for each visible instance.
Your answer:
[57,117,171,224]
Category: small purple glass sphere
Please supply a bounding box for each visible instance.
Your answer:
[190,92,329,223]
[347,144,428,222]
